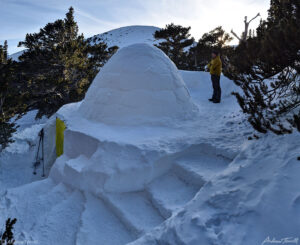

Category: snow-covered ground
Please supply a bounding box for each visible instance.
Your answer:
[0,111,47,190]
[87,25,160,49]
[1,44,299,245]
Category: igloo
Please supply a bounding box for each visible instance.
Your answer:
[78,43,198,126]
[47,44,200,194]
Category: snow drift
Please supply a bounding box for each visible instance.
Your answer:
[79,43,198,126]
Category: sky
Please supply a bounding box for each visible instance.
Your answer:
[0,0,270,54]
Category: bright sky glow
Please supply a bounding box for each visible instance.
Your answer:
[0,0,270,54]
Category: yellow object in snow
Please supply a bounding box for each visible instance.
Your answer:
[207,55,222,76]
[56,117,66,157]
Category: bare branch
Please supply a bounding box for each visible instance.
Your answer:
[232,13,261,42]
[231,30,241,41]
[248,13,260,24]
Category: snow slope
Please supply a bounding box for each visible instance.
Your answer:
[8,50,25,61]
[1,44,299,245]
[130,132,300,245]
[9,25,160,61]
[87,25,160,49]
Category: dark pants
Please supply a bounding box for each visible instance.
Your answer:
[211,75,221,102]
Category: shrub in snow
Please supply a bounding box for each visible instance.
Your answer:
[227,0,300,134]
[0,218,17,245]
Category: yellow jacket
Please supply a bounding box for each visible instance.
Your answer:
[208,56,222,76]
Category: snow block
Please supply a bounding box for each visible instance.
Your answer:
[50,130,174,193]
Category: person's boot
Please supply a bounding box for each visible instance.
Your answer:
[213,100,220,103]
[208,98,214,102]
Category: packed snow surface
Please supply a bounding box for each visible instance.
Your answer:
[1,44,299,245]
[79,43,198,126]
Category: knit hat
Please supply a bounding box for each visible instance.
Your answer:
[212,50,220,56]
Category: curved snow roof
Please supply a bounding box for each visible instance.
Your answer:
[79,43,198,126]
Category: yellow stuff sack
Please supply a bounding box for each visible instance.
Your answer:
[56,117,66,157]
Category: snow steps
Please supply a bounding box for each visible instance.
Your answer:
[146,173,199,219]
[82,160,212,243]
[74,166,204,244]
[0,154,230,245]
[173,155,231,184]
[173,161,206,187]
[102,191,164,237]
[76,193,134,245]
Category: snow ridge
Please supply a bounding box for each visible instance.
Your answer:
[88,25,160,48]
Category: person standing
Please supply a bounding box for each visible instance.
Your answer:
[207,51,222,103]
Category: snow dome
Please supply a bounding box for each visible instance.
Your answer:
[79,43,198,126]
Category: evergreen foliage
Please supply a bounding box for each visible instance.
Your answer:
[18,7,115,118]
[0,7,117,150]
[0,43,23,150]
[154,23,194,69]
[0,41,8,63]
[227,0,300,134]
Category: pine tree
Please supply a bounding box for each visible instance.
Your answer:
[0,7,116,150]
[0,41,22,150]
[64,7,78,40]
[228,0,300,134]
[18,7,114,118]
[0,41,8,64]
[0,58,26,150]
[3,41,8,62]
[154,23,194,69]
